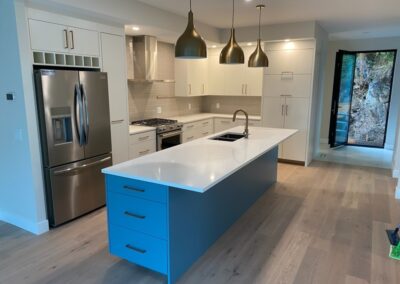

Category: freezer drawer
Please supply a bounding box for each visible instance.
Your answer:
[45,153,112,226]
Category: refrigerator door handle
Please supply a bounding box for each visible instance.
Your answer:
[81,84,89,145]
[74,84,85,146]
[53,156,112,175]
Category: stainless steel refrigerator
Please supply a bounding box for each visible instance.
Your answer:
[34,69,112,227]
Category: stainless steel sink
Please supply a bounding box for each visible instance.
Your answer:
[210,132,245,142]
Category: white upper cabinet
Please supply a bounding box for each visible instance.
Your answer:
[175,59,208,97]
[223,64,245,96]
[263,74,312,98]
[208,54,225,96]
[68,27,99,56]
[29,20,69,53]
[28,19,99,56]
[264,47,314,75]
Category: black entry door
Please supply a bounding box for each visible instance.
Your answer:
[329,50,356,148]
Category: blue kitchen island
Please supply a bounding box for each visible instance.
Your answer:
[102,126,296,283]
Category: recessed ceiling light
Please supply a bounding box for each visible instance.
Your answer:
[247,42,253,46]
[132,26,140,31]
[211,45,217,48]
[284,39,290,42]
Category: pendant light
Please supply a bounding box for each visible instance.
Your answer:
[175,0,207,58]
[220,0,244,64]
[248,4,269,67]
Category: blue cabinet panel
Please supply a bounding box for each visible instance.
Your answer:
[108,191,167,239]
[106,175,167,203]
[109,224,168,274]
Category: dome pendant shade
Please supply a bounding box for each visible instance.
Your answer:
[175,10,207,58]
[248,39,269,67]
[248,4,268,67]
[219,28,244,64]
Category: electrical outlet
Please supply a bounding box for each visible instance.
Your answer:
[188,103,192,110]
[216,103,220,109]
[157,106,162,114]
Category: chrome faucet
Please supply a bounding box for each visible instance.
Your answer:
[233,109,249,138]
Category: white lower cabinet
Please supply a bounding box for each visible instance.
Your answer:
[129,131,156,159]
[182,119,214,143]
[111,120,130,164]
[262,96,310,162]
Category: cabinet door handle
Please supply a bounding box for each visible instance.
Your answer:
[188,84,191,95]
[187,136,194,140]
[241,84,244,94]
[245,84,248,95]
[123,185,145,193]
[139,149,150,155]
[202,83,205,94]
[69,30,75,49]
[111,119,124,124]
[281,105,284,116]
[124,211,146,219]
[202,122,209,125]
[286,105,288,116]
[138,136,149,141]
[63,29,69,49]
[125,244,146,254]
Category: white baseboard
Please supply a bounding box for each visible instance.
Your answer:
[385,143,394,150]
[396,185,400,200]
[393,169,400,178]
[0,211,49,235]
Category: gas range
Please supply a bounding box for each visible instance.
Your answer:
[131,118,183,134]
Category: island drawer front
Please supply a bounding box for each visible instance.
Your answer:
[106,175,167,203]
[109,224,167,274]
[108,192,167,239]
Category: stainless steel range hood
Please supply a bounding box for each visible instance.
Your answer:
[128,36,174,83]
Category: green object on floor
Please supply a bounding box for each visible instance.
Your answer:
[389,244,400,260]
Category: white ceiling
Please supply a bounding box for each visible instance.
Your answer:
[136,0,400,36]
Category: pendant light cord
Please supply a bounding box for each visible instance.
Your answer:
[232,0,235,29]
[258,6,261,40]
[190,0,192,11]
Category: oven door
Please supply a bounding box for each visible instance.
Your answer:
[157,130,182,151]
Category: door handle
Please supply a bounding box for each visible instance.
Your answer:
[81,84,89,145]
[74,84,85,146]
[63,29,69,49]
[69,30,75,49]
[53,156,111,175]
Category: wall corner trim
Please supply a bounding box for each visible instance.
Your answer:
[0,211,49,235]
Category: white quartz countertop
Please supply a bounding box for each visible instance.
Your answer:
[169,113,261,124]
[103,126,297,193]
[129,125,156,135]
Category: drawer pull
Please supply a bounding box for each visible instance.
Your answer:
[187,125,194,128]
[187,136,194,140]
[125,244,147,254]
[124,211,146,219]
[123,185,145,193]
[202,122,209,125]
[221,121,230,124]
[139,149,150,155]
[202,132,209,135]
[138,136,150,141]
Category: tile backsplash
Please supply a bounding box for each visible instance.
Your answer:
[127,39,262,121]
[202,96,262,115]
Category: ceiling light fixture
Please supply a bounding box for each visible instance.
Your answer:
[248,4,269,68]
[220,0,244,64]
[132,26,140,31]
[175,0,207,59]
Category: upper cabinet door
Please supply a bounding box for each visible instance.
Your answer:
[243,47,263,97]
[263,74,312,98]
[264,49,314,75]
[223,64,245,96]
[29,19,69,53]
[68,27,100,56]
[100,33,129,122]
[208,54,225,96]
[175,59,208,96]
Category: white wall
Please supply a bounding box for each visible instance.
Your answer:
[319,37,400,149]
[0,0,48,234]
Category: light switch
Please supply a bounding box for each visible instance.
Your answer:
[6,93,15,101]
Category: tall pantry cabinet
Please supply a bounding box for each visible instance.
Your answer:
[262,40,319,166]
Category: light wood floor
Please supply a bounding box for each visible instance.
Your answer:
[1,161,400,284]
